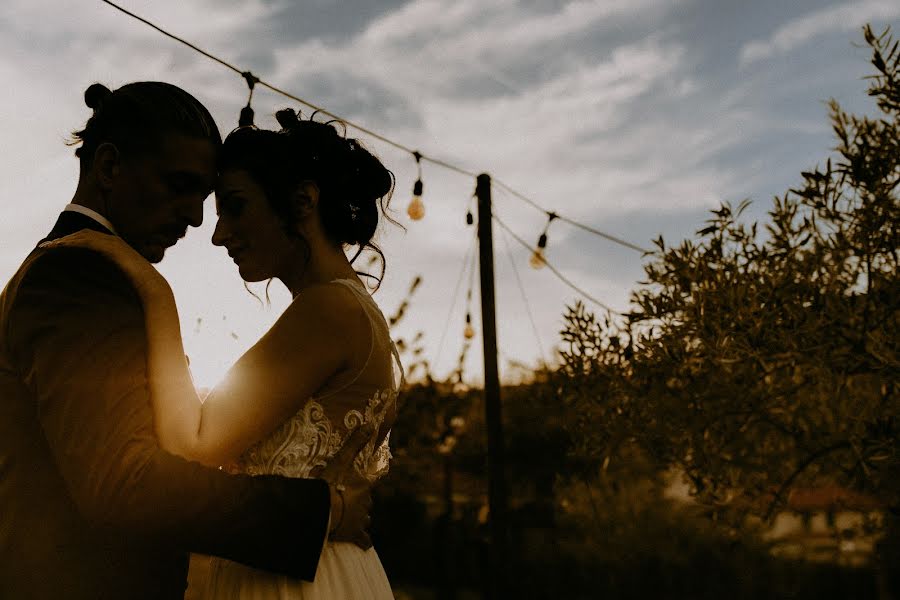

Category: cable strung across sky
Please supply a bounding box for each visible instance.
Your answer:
[492,214,621,316]
[99,0,647,255]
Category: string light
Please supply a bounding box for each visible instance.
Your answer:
[433,228,478,374]
[493,180,649,254]
[238,71,260,127]
[529,235,547,269]
[464,252,478,341]
[455,251,478,379]
[530,212,557,270]
[494,214,621,315]
[464,312,475,339]
[498,225,547,368]
[455,308,475,384]
[407,151,425,221]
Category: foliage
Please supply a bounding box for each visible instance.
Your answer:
[377,385,880,598]
[558,25,900,528]
[372,29,899,595]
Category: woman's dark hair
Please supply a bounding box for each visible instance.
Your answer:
[70,82,221,169]
[219,108,396,289]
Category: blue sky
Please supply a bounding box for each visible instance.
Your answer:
[1,0,897,386]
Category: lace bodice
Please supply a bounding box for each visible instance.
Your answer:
[236,279,402,482]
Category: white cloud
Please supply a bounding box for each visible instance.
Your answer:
[739,0,900,65]
[0,0,872,381]
[362,0,679,62]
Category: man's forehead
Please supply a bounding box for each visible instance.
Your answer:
[154,133,217,179]
[155,132,217,162]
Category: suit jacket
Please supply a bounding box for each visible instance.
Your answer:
[0,211,330,599]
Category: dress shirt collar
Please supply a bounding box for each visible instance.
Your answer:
[63,204,118,236]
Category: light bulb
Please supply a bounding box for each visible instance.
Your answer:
[464,323,475,339]
[529,248,546,269]
[407,195,425,220]
[407,177,425,221]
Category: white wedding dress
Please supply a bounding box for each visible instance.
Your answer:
[201,279,402,599]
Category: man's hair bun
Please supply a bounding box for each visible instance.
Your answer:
[70,81,221,170]
[84,83,112,111]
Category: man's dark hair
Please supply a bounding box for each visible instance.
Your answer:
[71,81,222,169]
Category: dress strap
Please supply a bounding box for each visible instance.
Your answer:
[310,279,378,401]
[328,278,405,393]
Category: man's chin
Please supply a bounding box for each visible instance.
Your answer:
[140,243,167,264]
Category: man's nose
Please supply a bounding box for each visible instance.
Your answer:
[182,197,205,228]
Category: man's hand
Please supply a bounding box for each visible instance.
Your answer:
[328,474,374,549]
[311,424,375,549]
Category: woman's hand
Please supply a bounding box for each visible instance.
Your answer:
[41,231,170,298]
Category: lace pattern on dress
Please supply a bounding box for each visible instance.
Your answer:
[238,387,397,481]
[237,279,402,483]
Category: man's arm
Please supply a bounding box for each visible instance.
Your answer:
[7,248,330,580]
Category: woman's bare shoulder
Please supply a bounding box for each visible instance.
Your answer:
[269,280,370,345]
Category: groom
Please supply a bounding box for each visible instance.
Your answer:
[0,82,369,599]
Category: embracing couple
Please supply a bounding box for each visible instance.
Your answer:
[0,81,401,599]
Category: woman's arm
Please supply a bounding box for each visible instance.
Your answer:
[137,279,378,546]
[191,285,357,465]
[124,265,359,466]
[135,280,205,459]
[43,231,360,467]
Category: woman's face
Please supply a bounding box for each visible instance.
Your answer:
[212,169,298,282]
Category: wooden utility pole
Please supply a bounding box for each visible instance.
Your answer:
[475,173,508,597]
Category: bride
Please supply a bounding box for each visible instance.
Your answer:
[48,109,402,599]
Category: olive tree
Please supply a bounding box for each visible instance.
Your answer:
[559,26,899,525]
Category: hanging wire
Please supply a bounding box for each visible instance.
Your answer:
[100,0,245,75]
[497,224,548,368]
[433,227,479,372]
[100,0,650,253]
[492,179,649,254]
[259,79,480,178]
[492,213,623,316]
[99,0,474,175]
[453,246,480,383]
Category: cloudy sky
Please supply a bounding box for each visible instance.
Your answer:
[1,0,897,387]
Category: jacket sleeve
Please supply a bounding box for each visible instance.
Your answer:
[7,247,330,580]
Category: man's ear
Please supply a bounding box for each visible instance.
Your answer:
[290,180,320,222]
[92,142,121,191]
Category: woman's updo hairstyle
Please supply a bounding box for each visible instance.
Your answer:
[219,108,396,288]
[71,82,221,169]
